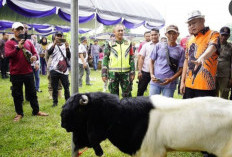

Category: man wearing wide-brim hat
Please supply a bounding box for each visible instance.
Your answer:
[180,10,220,157]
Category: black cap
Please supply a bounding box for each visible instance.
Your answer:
[55,31,63,36]
[80,36,87,43]
[220,27,230,35]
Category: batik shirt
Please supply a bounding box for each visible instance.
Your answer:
[185,27,220,90]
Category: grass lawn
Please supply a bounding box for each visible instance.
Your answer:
[0,69,202,157]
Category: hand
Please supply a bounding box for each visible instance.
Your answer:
[83,63,87,69]
[18,39,25,49]
[102,77,108,82]
[160,78,173,86]
[151,75,160,83]
[34,63,39,71]
[130,74,135,82]
[191,57,204,71]
[180,81,186,95]
[30,56,37,62]
[138,72,142,80]
[65,42,69,49]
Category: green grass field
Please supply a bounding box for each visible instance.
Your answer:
[0,70,202,157]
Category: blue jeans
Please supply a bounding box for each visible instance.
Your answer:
[149,84,175,97]
[93,55,99,70]
[32,67,40,91]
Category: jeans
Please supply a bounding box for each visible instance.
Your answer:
[93,55,99,70]
[50,70,70,104]
[32,67,40,91]
[40,57,47,75]
[78,63,90,85]
[149,84,175,97]
[137,71,151,96]
[10,73,39,116]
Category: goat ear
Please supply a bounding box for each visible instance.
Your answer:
[87,119,107,156]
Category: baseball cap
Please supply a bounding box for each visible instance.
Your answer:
[12,22,24,29]
[55,31,63,36]
[165,25,179,33]
[220,26,230,35]
[80,36,87,43]
[186,10,205,23]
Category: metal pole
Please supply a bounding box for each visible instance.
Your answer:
[71,0,79,156]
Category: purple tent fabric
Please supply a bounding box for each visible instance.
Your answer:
[0,21,13,28]
[35,28,52,33]
[58,9,95,23]
[7,0,56,18]
[29,24,50,29]
[96,14,121,25]
[55,26,70,32]
[0,0,3,8]
[144,22,165,30]
[122,20,145,29]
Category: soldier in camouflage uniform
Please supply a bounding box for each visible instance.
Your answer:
[102,24,135,97]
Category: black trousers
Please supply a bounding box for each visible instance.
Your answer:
[0,57,9,77]
[50,70,70,104]
[137,71,151,96]
[10,73,39,116]
[183,87,217,157]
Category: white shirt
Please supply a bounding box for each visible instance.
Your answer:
[139,41,156,73]
[48,43,69,75]
[78,43,88,64]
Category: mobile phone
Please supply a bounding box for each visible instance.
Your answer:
[156,78,164,83]
[58,38,66,43]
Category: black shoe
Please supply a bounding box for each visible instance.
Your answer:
[86,83,92,86]
[52,103,57,107]
[2,75,5,79]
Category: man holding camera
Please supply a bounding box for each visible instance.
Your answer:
[48,31,71,107]
[5,22,48,122]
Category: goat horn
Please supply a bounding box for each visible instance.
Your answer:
[79,95,88,105]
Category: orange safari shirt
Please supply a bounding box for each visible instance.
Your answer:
[185,27,220,90]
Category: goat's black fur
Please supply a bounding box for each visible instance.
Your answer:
[61,92,154,156]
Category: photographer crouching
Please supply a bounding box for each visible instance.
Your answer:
[47,31,71,107]
[5,22,48,122]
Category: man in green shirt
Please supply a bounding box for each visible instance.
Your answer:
[102,24,135,97]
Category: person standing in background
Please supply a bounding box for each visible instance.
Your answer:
[39,37,48,75]
[137,28,160,96]
[0,32,9,79]
[91,39,101,71]
[216,26,232,99]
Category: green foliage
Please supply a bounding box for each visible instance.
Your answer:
[0,71,201,157]
[103,25,130,34]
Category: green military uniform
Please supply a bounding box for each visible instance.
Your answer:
[102,39,135,97]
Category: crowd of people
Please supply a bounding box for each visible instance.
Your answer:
[0,10,232,127]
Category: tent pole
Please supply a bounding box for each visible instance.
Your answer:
[71,0,79,156]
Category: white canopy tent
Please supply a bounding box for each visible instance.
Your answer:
[0,0,165,156]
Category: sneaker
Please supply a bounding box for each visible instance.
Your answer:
[13,114,23,122]
[36,111,48,116]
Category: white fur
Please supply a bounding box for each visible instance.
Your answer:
[134,96,232,157]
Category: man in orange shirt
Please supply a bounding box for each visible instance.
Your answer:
[180,10,220,157]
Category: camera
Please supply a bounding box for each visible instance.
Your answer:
[18,33,31,40]
[57,38,66,43]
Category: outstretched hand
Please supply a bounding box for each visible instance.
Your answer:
[191,57,204,71]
